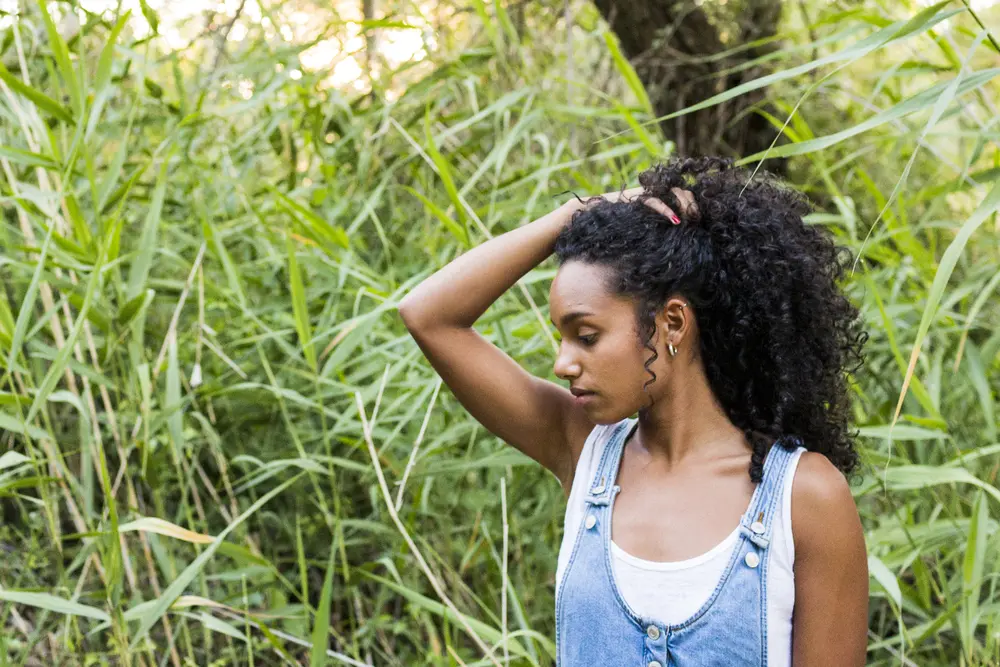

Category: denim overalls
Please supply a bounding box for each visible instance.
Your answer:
[556,418,800,666]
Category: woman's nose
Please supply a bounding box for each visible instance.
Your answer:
[553,348,580,381]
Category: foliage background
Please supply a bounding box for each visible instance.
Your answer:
[1,0,999,665]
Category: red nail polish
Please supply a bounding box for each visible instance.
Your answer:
[670,214,681,225]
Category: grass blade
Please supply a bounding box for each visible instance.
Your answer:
[128,472,305,649]
[118,518,214,545]
[0,60,74,124]
[892,180,1000,427]
[0,589,110,623]
[309,537,337,666]
[287,234,317,371]
[126,161,169,300]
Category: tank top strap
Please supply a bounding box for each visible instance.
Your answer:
[583,419,636,508]
[738,438,801,551]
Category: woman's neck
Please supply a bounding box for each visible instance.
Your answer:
[634,370,748,468]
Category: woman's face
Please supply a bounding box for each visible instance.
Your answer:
[549,261,672,422]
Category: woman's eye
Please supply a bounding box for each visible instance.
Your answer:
[579,334,597,346]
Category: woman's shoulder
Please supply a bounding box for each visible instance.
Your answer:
[789,452,863,555]
[791,452,852,506]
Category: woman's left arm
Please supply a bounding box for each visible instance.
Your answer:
[791,452,869,666]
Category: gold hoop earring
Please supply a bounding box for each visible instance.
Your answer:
[667,303,686,358]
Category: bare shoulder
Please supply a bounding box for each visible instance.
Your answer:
[789,451,868,665]
[792,452,854,509]
[791,452,864,558]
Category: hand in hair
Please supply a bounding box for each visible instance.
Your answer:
[587,186,699,224]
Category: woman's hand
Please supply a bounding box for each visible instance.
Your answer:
[595,186,646,204]
[580,186,699,225]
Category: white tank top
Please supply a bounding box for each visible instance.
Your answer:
[555,418,804,667]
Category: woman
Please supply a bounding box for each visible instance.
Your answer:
[398,157,869,666]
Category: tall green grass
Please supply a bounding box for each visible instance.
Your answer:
[0,0,998,664]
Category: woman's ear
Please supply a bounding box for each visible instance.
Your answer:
[661,297,691,346]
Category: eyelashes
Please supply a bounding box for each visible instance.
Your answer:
[553,331,598,346]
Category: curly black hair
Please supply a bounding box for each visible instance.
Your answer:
[552,156,868,483]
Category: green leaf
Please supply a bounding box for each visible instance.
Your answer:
[309,537,337,666]
[962,340,997,443]
[179,611,247,641]
[358,571,533,658]
[273,190,350,252]
[96,12,131,92]
[0,588,110,623]
[6,217,55,370]
[652,4,962,124]
[0,146,59,169]
[319,314,379,379]
[493,0,519,45]
[87,11,132,142]
[0,289,14,347]
[63,195,93,253]
[739,68,1000,162]
[117,289,155,329]
[97,125,141,213]
[138,0,159,33]
[468,0,502,55]
[962,491,989,654]
[423,109,469,232]
[0,410,50,441]
[127,161,169,300]
[0,451,31,470]
[861,272,942,422]
[118,517,214,544]
[603,31,652,115]
[856,425,949,441]
[165,334,184,463]
[963,491,988,593]
[868,555,901,608]
[37,0,83,117]
[356,19,418,30]
[403,186,469,247]
[0,57,74,127]
[24,233,106,426]
[892,179,1000,425]
[128,472,304,649]
[287,234,317,371]
[883,465,1000,506]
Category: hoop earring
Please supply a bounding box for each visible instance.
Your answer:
[667,303,686,358]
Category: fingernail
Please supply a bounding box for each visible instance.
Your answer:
[670,214,681,225]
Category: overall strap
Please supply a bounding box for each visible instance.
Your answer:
[584,419,634,508]
[738,439,800,551]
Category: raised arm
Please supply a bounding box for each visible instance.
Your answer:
[398,198,595,492]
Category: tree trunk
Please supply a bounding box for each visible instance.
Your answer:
[594,0,786,170]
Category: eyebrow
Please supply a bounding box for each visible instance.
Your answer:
[550,311,594,328]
